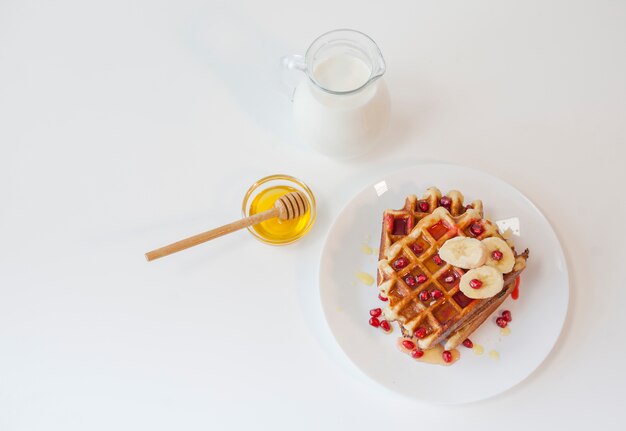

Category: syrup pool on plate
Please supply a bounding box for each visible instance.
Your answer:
[248,185,311,242]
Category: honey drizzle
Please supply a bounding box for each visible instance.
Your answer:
[356,272,374,286]
[397,339,460,366]
[472,344,485,355]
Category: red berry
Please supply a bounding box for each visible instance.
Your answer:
[469,279,483,289]
[378,294,388,302]
[417,274,428,284]
[470,223,484,236]
[440,196,452,209]
[444,275,455,284]
[433,254,443,265]
[419,201,429,212]
[496,317,508,328]
[462,339,473,348]
[502,310,512,322]
[369,317,380,327]
[405,275,416,287]
[442,350,453,363]
[431,289,443,300]
[393,257,409,269]
[401,339,416,350]
[411,244,424,255]
[380,320,391,332]
[492,250,503,261]
[369,308,382,317]
[411,349,424,359]
[414,327,427,339]
[419,290,430,301]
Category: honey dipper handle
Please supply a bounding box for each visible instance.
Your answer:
[145,207,280,261]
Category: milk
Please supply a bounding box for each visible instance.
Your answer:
[292,53,390,158]
[313,55,371,92]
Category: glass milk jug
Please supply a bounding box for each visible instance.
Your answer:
[283,29,390,159]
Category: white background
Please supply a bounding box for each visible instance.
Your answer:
[1,0,624,429]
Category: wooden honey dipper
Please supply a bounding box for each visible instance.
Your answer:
[145,191,309,261]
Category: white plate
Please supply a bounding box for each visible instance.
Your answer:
[319,163,569,404]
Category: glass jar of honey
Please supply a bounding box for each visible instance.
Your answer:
[242,175,316,245]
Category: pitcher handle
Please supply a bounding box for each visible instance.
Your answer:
[282,54,306,71]
[280,54,307,101]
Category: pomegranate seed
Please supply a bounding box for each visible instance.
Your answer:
[470,223,484,236]
[369,308,382,317]
[405,275,416,287]
[416,274,428,284]
[492,250,503,261]
[401,339,416,350]
[462,339,473,348]
[502,310,512,322]
[378,294,388,302]
[393,257,409,269]
[440,196,452,209]
[442,350,453,363]
[419,290,430,301]
[419,201,429,212]
[411,349,424,359]
[380,320,391,332]
[369,317,381,327]
[414,327,427,339]
[469,278,483,289]
[496,317,508,328]
[431,289,443,300]
[433,254,443,265]
[411,244,424,255]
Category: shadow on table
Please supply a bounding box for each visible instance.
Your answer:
[181,4,301,150]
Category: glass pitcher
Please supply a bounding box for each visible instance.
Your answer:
[283,29,390,159]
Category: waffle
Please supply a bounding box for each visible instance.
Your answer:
[377,188,483,284]
[377,200,529,351]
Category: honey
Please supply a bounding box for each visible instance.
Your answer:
[417,345,460,366]
[489,350,500,360]
[472,343,485,355]
[397,339,461,365]
[356,272,374,286]
[248,185,311,242]
[361,244,374,255]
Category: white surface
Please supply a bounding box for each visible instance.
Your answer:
[319,164,569,404]
[0,0,625,429]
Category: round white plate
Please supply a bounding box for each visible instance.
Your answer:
[319,163,569,404]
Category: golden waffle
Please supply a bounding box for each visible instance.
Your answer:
[377,188,482,284]
[377,204,529,350]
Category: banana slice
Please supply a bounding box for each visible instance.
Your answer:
[438,237,487,269]
[459,266,504,299]
[482,237,515,273]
